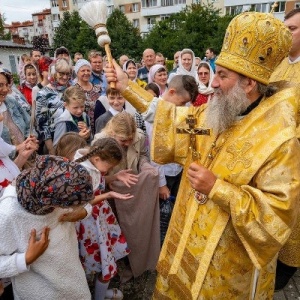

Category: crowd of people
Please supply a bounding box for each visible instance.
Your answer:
[0,7,300,300]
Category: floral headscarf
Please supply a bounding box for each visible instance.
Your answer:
[16,155,93,215]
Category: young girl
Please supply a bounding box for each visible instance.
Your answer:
[59,136,137,300]
[19,63,38,106]
[53,86,91,146]
[18,54,31,84]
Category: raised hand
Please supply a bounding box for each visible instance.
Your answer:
[103,59,129,92]
[108,191,133,200]
[115,169,138,187]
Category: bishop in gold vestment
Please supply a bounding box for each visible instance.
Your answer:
[105,11,300,300]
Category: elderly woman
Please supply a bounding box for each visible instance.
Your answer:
[93,111,160,282]
[0,69,33,153]
[0,155,94,300]
[35,58,71,155]
[123,59,147,88]
[148,64,168,96]
[74,59,105,134]
[193,61,214,106]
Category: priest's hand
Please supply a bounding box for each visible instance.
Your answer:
[187,162,217,195]
[104,59,129,92]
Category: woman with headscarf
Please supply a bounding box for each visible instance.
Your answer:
[148,64,168,96]
[0,155,94,300]
[123,60,147,88]
[35,58,71,154]
[19,63,38,106]
[193,61,214,107]
[168,48,198,83]
[74,59,105,135]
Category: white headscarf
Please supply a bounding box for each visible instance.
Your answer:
[197,61,214,95]
[148,64,167,84]
[176,49,197,78]
[123,59,137,81]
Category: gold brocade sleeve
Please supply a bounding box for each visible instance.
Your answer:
[151,100,191,166]
[209,138,300,269]
[121,80,154,113]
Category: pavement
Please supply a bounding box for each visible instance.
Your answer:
[274,269,300,300]
[113,267,300,300]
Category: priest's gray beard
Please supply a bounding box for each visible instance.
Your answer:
[205,81,251,136]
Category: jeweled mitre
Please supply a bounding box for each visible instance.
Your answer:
[216,12,292,84]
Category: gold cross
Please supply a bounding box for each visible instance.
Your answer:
[176,114,210,161]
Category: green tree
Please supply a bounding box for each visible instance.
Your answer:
[52,11,83,56]
[75,20,99,57]
[0,13,11,41]
[106,9,142,59]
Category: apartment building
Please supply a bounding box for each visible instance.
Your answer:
[225,0,299,20]
[49,0,224,35]
[5,21,34,44]
[32,9,53,45]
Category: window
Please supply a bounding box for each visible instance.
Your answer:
[119,5,125,12]
[147,17,156,30]
[226,6,243,15]
[108,5,114,14]
[174,0,186,4]
[255,3,268,12]
[142,0,157,8]
[161,0,174,7]
[132,3,139,12]
[273,1,286,12]
[133,19,139,28]
[51,0,58,7]
[62,0,67,7]
[161,15,170,20]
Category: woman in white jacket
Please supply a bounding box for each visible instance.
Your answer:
[0,155,94,300]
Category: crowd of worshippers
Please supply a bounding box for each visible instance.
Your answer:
[1,7,300,300]
[0,45,216,300]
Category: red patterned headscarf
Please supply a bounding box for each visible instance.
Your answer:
[16,155,93,215]
[37,56,53,73]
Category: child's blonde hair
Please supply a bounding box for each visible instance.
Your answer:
[63,85,86,104]
[21,53,31,63]
[102,111,136,140]
[55,132,87,160]
[75,137,123,165]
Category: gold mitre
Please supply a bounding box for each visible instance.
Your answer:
[216,12,292,85]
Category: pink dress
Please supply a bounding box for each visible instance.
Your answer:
[74,150,130,281]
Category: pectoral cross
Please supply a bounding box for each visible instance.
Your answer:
[176,114,210,161]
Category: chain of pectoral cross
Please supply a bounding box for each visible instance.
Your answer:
[176,114,211,204]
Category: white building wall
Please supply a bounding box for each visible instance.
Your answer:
[0,47,31,73]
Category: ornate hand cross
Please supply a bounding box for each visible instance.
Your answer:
[176,114,210,161]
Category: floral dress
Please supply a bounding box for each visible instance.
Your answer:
[74,150,130,281]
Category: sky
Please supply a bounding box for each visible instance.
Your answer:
[2,0,50,24]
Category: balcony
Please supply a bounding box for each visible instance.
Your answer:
[141,4,185,16]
